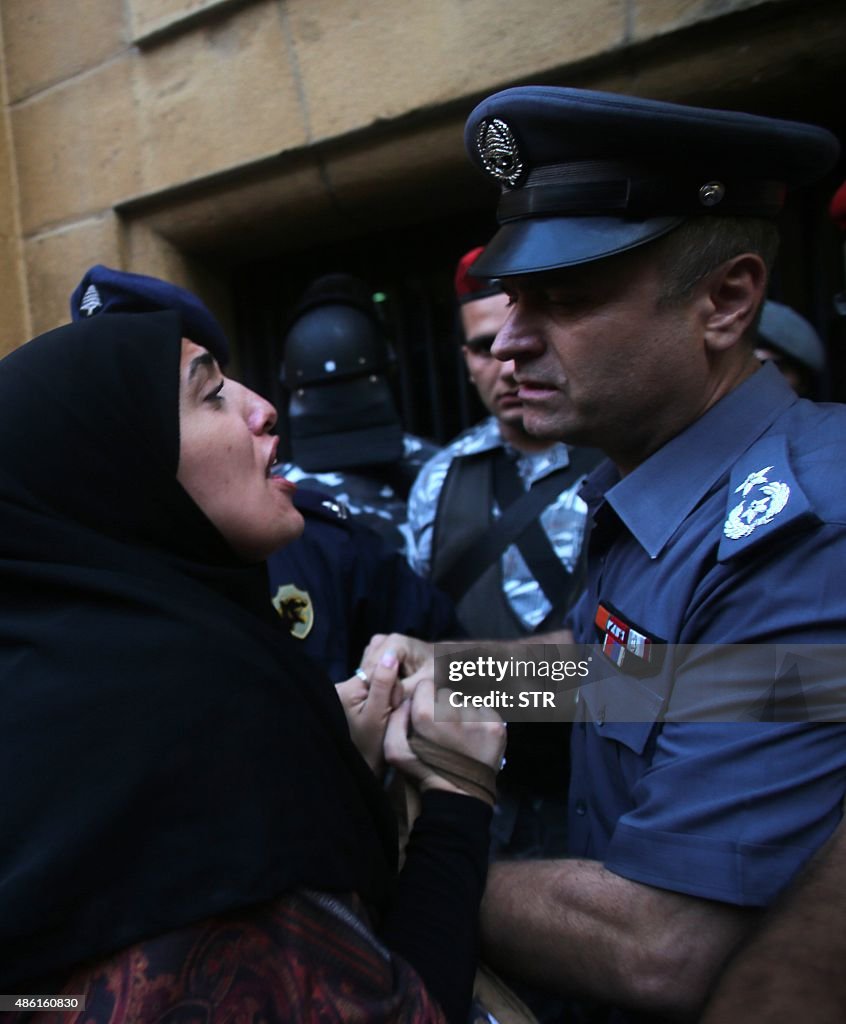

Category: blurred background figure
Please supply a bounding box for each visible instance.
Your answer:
[278,273,439,553]
[754,299,827,397]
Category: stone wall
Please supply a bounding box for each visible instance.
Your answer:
[1,0,844,352]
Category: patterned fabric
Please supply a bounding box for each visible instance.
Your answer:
[15,892,447,1024]
[405,417,587,630]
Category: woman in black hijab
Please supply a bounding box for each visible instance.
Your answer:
[0,311,503,1023]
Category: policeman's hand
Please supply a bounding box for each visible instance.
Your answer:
[335,649,400,775]
[359,633,434,682]
[385,677,507,804]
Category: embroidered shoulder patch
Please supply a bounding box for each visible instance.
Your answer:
[717,434,817,563]
[724,466,791,539]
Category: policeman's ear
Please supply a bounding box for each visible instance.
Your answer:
[701,253,767,353]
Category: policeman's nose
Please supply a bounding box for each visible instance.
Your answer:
[491,306,541,363]
[491,311,523,361]
[498,357,519,382]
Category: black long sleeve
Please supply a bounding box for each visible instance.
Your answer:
[381,789,492,1024]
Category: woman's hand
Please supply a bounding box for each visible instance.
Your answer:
[335,649,400,775]
[359,633,434,683]
[385,677,507,802]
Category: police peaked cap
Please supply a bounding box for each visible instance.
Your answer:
[70,264,230,366]
[757,300,826,373]
[464,87,841,277]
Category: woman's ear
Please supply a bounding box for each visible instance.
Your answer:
[702,253,767,353]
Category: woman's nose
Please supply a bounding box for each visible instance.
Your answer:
[247,389,277,434]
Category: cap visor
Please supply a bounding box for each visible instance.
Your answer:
[472,215,684,277]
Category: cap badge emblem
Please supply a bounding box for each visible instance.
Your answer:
[476,118,524,186]
[79,283,103,317]
[699,181,726,207]
[724,466,790,539]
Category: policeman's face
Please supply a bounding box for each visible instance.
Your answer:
[460,292,523,427]
[493,245,713,472]
[176,339,304,561]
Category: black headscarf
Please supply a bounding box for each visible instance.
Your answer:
[0,312,396,987]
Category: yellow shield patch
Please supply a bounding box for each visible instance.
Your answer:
[271,583,314,640]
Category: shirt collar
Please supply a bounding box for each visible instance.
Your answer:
[592,363,799,559]
[467,416,504,453]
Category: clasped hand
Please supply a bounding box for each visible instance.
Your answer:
[335,636,506,801]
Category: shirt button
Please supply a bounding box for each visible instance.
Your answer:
[575,799,587,816]
[596,706,605,727]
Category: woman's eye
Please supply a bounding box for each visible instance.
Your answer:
[205,381,225,404]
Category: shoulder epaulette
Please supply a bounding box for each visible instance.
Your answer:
[717,433,819,562]
[293,486,351,525]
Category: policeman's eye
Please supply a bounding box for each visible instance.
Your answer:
[466,334,496,356]
[543,289,586,308]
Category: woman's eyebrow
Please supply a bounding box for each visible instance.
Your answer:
[188,352,217,381]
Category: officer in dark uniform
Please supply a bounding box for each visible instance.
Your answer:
[267,484,460,680]
[457,87,846,1021]
[277,273,439,554]
[69,266,461,681]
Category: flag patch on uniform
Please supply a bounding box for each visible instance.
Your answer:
[595,601,664,674]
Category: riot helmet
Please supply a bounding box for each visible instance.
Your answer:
[280,274,403,472]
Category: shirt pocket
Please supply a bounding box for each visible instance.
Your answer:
[579,668,663,755]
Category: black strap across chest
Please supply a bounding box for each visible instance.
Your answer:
[432,445,602,630]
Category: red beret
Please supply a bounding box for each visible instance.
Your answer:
[454,247,503,304]
[830,179,846,232]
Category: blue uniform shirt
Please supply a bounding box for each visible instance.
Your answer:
[569,363,846,906]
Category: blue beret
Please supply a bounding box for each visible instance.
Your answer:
[464,87,841,277]
[757,300,826,373]
[69,265,230,366]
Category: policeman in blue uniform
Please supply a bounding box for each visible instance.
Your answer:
[458,87,846,1020]
[69,266,461,681]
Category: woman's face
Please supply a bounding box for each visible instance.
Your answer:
[177,339,304,561]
